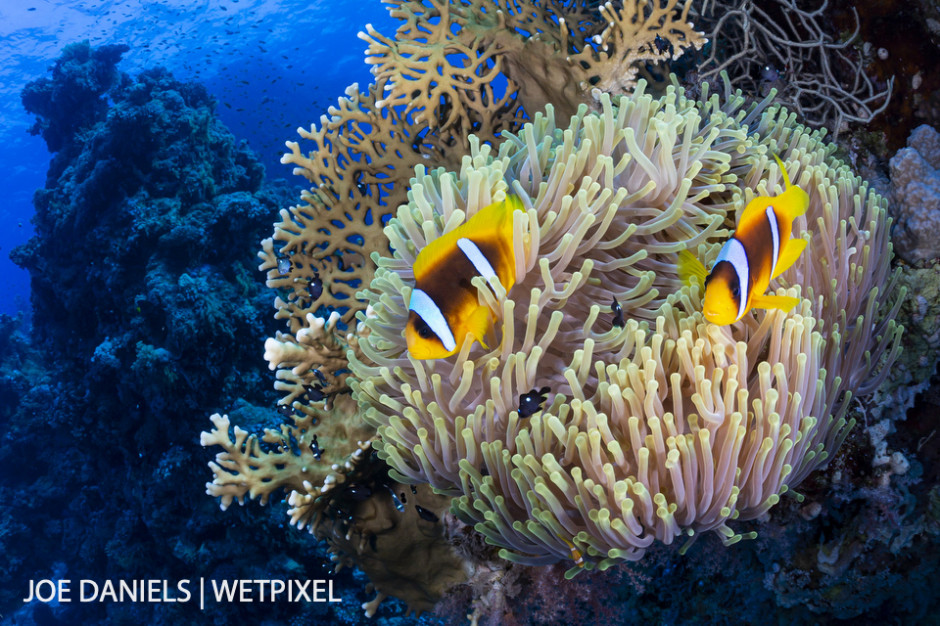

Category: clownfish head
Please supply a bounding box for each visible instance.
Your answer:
[702,261,745,325]
[405,309,456,360]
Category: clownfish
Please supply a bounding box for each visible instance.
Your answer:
[405,195,523,360]
[563,538,585,568]
[678,155,809,325]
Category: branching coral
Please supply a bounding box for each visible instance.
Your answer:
[270,0,705,343]
[362,0,706,132]
[202,312,374,528]
[252,3,709,541]
[351,82,904,574]
[695,0,893,135]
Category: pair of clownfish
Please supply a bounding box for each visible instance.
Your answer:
[405,156,809,359]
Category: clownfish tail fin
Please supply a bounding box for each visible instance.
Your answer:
[678,249,708,287]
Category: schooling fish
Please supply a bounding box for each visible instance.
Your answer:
[405,195,523,359]
[678,155,809,325]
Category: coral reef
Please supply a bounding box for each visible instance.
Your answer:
[20,41,129,154]
[4,0,936,623]
[198,1,940,622]
[694,0,893,136]
[889,124,940,264]
[2,42,373,624]
[353,83,904,574]
[209,0,709,613]
[273,0,706,330]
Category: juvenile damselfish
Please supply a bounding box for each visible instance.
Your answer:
[405,195,523,359]
[678,155,809,325]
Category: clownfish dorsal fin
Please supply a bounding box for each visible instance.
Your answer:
[677,249,708,288]
[773,153,793,190]
[413,195,518,283]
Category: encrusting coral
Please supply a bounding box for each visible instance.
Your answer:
[889,124,940,264]
[351,82,904,575]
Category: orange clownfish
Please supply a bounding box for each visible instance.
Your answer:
[563,538,585,568]
[405,195,523,360]
[678,155,809,325]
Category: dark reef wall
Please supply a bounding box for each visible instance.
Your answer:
[0,42,393,625]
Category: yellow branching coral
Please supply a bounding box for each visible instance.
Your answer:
[269,0,705,340]
[271,83,459,329]
[350,82,904,574]
[253,4,709,522]
[362,0,707,130]
[202,309,377,526]
[201,391,374,530]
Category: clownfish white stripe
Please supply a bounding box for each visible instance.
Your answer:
[409,288,457,352]
[715,237,749,321]
[766,205,780,279]
[457,237,497,282]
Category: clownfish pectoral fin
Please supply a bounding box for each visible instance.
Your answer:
[678,249,708,287]
[466,306,491,349]
[770,237,808,279]
[749,293,801,313]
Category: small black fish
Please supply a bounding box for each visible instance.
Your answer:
[346,484,372,501]
[519,386,551,418]
[304,384,327,403]
[355,174,369,196]
[653,34,674,56]
[415,505,439,523]
[276,404,293,417]
[310,434,324,460]
[611,296,625,329]
[308,273,323,300]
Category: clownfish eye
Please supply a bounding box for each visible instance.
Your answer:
[731,284,740,299]
[415,318,435,340]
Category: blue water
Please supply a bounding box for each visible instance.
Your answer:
[0,0,399,316]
